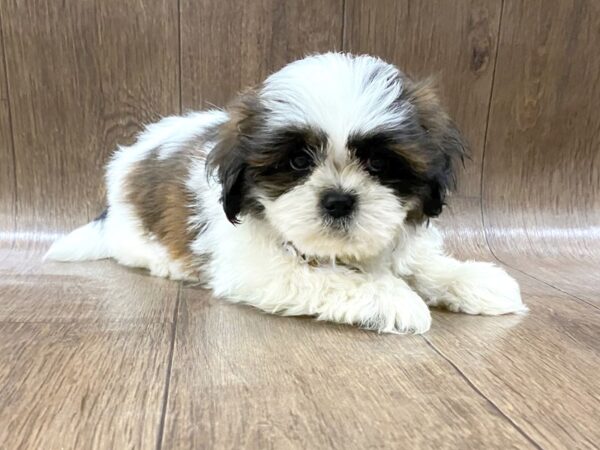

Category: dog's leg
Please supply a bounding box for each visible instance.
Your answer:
[394,225,526,315]
[311,272,432,333]
[215,257,431,333]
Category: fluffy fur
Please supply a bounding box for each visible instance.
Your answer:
[46,53,526,333]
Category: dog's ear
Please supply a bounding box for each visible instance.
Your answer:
[405,78,468,218]
[206,89,263,224]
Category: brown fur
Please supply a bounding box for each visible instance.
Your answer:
[126,147,201,273]
[403,77,462,158]
[389,141,431,173]
[403,77,467,221]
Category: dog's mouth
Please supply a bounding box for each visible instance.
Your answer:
[322,215,354,233]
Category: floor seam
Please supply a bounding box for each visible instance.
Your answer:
[489,252,600,312]
[340,0,347,51]
[474,0,598,312]
[422,336,545,450]
[155,281,182,450]
[479,206,600,311]
[478,0,503,193]
[177,0,183,114]
[0,5,19,246]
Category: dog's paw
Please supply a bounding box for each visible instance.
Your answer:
[316,279,432,334]
[148,260,195,281]
[376,289,432,334]
[356,282,432,334]
[441,262,527,315]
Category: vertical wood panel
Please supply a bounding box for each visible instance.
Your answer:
[0,0,179,236]
[0,19,15,240]
[180,0,343,109]
[482,0,600,300]
[344,0,502,197]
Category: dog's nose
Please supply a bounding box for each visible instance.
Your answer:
[321,190,356,219]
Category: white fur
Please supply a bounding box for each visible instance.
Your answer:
[262,53,411,152]
[43,220,110,261]
[393,226,527,316]
[46,53,525,333]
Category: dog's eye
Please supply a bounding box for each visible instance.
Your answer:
[366,157,385,173]
[289,152,311,171]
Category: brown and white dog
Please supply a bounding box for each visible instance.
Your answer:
[46,53,526,333]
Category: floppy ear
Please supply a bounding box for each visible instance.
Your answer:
[206,89,263,224]
[405,78,468,218]
[210,142,247,224]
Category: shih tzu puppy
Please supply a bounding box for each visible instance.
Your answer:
[46,53,526,333]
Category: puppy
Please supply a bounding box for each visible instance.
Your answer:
[46,53,526,333]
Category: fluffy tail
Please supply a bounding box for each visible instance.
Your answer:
[45,212,111,262]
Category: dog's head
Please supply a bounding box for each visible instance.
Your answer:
[207,53,466,260]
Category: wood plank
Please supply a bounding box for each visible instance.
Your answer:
[427,270,600,449]
[0,0,179,236]
[0,248,178,323]
[482,0,600,301]
[344,0,501,197]
[0,321,172,450]
[162,287,533,449]
[435,197,600,447]
[0,19,15,241]
[180,0,343,109]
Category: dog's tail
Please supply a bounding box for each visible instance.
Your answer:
[44,209,111,262]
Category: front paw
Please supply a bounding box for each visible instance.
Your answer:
[318,280,432,334]
[372,288,432,334]
[442,262,526,315]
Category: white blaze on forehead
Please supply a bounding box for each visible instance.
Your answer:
[260,53,411,150]
[312,155,365,189]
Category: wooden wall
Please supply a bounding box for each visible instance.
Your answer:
[0,0,598,281]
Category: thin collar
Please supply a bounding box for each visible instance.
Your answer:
[282,241,363,272]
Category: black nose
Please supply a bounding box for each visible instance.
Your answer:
[321,190,356,219]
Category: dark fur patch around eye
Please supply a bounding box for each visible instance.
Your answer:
[349,130,431,196]
[247,126,328,199]
[344,73,468,223]
[349,101,467,223]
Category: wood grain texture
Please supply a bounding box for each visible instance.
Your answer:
[437,196,494,260]
[180,0,343,109]
[427,269,600,449]
[0,0,179,235]
[0,18,15,241]
[344,0,501,197]
[0,321,173,450]
[482,0,600,300]
[162,286,533,450]
[0,247,180,449]
[0,248,177,323]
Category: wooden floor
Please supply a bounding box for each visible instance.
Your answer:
[1,199,598,450]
